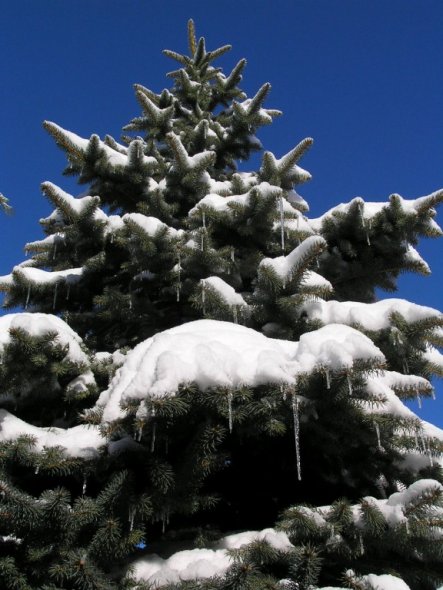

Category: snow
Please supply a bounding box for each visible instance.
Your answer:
[300,270,333,292]
[11,266,83,287]
[309,191,443,235]
[44,122,157,168]
[200,277,247,307]
[360,574,411,590]
[130,528,292,586]
[0,313,88,365]
[41,181,100,216]
[123,213,183,238]
[424,345,443,370]
[259,236,326,283]
[0,409,105,459]
[300,298,442,332]
[95,319,384,422]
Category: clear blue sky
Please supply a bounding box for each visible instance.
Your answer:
[0,1,442,425]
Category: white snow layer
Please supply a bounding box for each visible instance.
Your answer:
[0,313,88,365]
[300,298,442,332]
[259,236,326,283]
[0,409,105,458]
[359,574,411,590]
[200,277,248,307]
[130,528,292,586]
[95,319,384,422]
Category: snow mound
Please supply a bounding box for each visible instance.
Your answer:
[130,528,291,586]
[96,319,384,422]
[300,298,442,332]
[0,409,105,458]
[361,573,411,590]
[0,313,88,365]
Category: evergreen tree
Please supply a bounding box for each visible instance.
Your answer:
[0,21,442,590]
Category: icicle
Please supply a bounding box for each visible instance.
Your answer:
[325,369,331,389]
[25,285,31,309]
[405,519,409,534]
[431,390,436,401]
[417,394,422,409]
[292,394,301,481]
[201,212,206,251]
[52,282,58,310]
[34,465,39,475]
[427,440,434,467]
[316,257,320,269]
[414,431,419,449]
[419,433,427,453]
[279,196,285,251]
[82,477,87,496]
[233,305,238,324]
[366,231,371,246]
[346,373,353,395]
[129,294,133,310]
[329,524,335,540]
[227,391,233,433]
[151,422,157,453]
[137,426,142,442]
[359,533,364,555]
[230,247,235,262]
[201,284,206,314]
[66,283,71,301]
[374,422,382,451]
[129,508,135,532]
[280,384,287,402]
[403,358,409,374]
[110,233,114,244]
[176,254,182,302]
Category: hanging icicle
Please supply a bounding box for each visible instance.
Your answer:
[230,247,235,262]
[53,282,58,310]
[403,358,409,374]
[359,533,365,555]
[176,254,182,302]
[233,305,238,324]
[279,196,285,251]
[201,212,206,251]
[201,283,206,314]
[346,373,353,395]
[431,390,436,401]
[374,422,382,451]
[228,391,233,433]
[325,369,331,389]
[34,465,39,475]
[82,476,87,496]
[417,394,422,409]
[151,422,157,453]
[25,285,31,309]
[129,508,135,532]
[280,384,287,402]
[292,393,302,481]
[427,440,434,467]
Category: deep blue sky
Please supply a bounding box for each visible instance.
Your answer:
[0,1,442,425]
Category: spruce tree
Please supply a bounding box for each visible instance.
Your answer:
[0,21,442,590]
